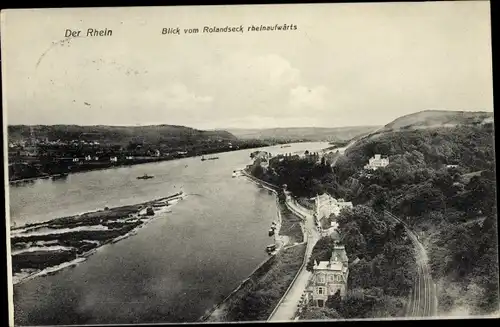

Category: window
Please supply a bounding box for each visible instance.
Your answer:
[336,275,343,282]
[317,287,325,295]
[329,275,335,282]
[318,275,325,283]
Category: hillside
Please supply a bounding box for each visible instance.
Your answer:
[383,110,493,131]
[355,110,494,144]
[8,124,238,145]
[226,126,380,142]
[332,121,497,316]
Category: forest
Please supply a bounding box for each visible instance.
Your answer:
[336,123,498,316]
[303,206,415,318]
[252,122,498,317]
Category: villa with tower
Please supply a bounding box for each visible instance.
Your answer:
[304,241,350,307]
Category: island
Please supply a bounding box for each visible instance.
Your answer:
[11,191,185,285]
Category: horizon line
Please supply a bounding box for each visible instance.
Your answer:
[6,123,383,130]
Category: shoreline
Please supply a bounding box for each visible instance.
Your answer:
[200,170,306,322]
[199,178,282,322]
[8,142,285,185]
[10,191,186,286]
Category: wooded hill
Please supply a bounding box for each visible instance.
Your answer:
[249,109,497,318]
[8,124,237,146]
[358,109,493,143]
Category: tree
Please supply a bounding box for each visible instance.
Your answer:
[301,307,341,320]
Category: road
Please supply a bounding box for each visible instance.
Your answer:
[384,211,438,318]
[268,200,320,322]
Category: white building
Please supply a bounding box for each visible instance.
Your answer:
[110,157,118,162]
[85,155,92,161]
[364,154,389,170]
[314,193,353,223]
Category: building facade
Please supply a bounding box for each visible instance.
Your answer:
[364,154,389,170]
[314,193,353,222]
[305,242,349,307]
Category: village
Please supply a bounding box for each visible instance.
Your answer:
[247,149,392,317]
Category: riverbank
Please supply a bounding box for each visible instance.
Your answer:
[10,191,186,285]
[200,170,306,322]
[8,142,281,184]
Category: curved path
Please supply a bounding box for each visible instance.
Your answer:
[384,211,438,318]
[268,200,320,322]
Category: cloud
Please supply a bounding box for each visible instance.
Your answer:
[253,54,301,87]
[289,85,328,111]
[163,83,214,107]
[140,82,213,112]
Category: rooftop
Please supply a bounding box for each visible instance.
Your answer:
[315,261,343,271]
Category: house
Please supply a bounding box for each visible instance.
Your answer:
[305,242,349,307]
[72,158,79,162]
[154,150,161,157]
[126,156,134,160]
[314,193,353,223]
[364,154,389,170]
[110,156,118,162]
[85,155,92,161]
[446,164,459,169]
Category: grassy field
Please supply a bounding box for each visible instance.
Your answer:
[278,198,305,244]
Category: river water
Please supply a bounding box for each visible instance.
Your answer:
[9,142,329,325]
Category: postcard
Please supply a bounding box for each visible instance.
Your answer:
[1,1,497,325]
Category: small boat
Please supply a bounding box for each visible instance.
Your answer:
[202,156,219,161]
[268,229,275,237]
[137,174,154,180]
[266,244,277,253]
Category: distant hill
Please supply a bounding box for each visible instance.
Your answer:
[343,109,495,170]
[225,126,380,142]
[8,124,237,145]
[357,110,494,143]
[380,110,493,133]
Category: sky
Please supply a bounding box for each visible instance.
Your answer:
[1,1,493,130]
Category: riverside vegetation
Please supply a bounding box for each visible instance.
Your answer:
[248,120,497,318]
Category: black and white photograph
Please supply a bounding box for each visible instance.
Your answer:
[1,1,498,325]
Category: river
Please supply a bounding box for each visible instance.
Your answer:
[9,142,330,325]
